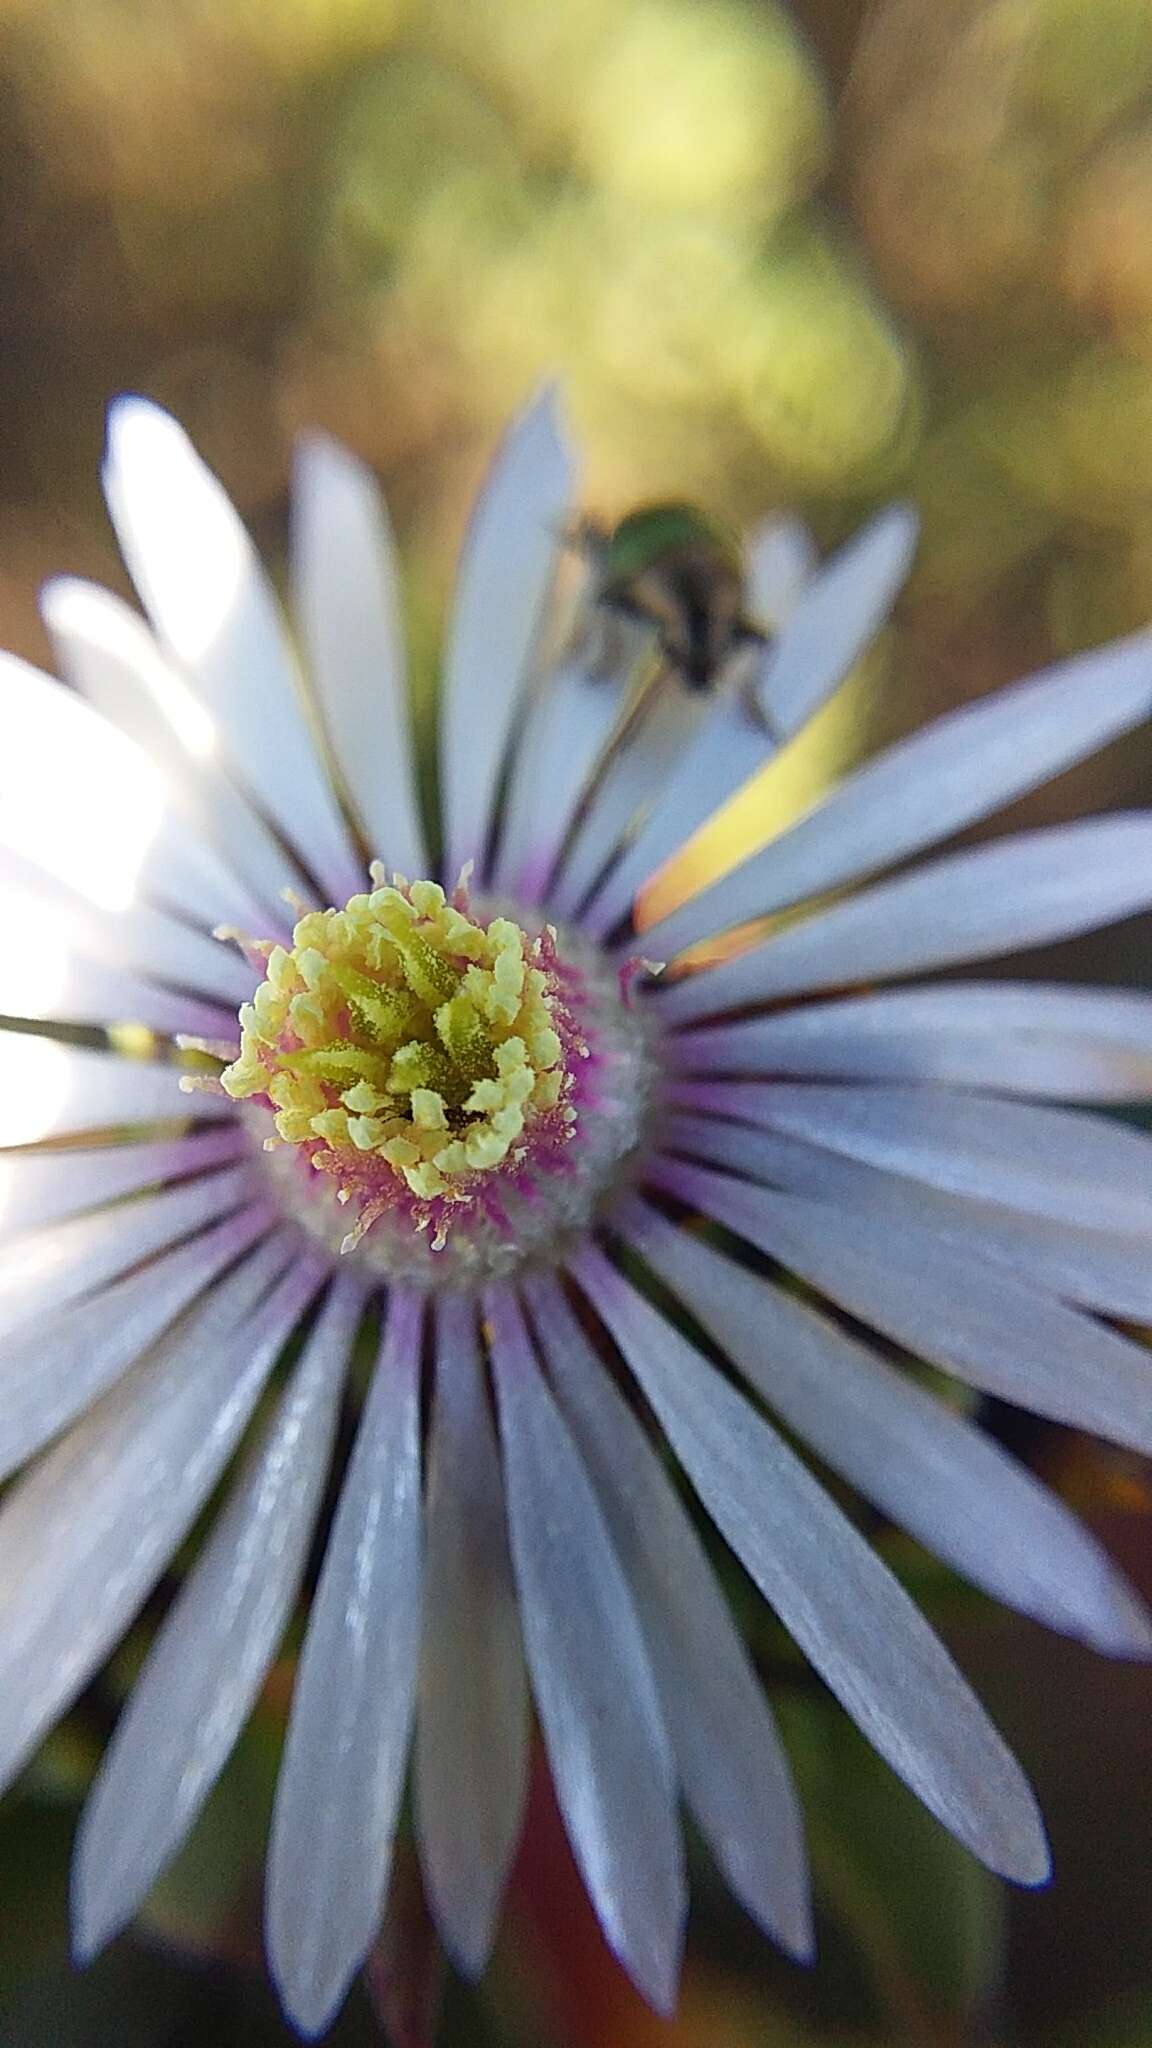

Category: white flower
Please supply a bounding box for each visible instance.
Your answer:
[0,387,1151,2038]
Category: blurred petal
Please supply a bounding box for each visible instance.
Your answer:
[292,436,427,878]
[0,1201,272,1479]
[670,982,1152,1100]
[492,656,625,904]
[573,1245,1050,1886]
[485,1286,686,2013]
[653,1156,1152,1458]
[744,515,816,628]
[266,1290,423,2039]
[662,1104,1152,1320]
[103,400,360,905]
[525,1273,813,1956]
[415,1296,528,1978]
[0,1127,244,1237]
[0,1038,233,1146]
[756,506,916,738]
[440,387,574,882]
[44,578,302,935]
[643,630,1152,961]
[653,815,1152,1022]
[548,684,703,920]
[0,1232,313,1798]
[74,1271,365,1958]
[620,1195,1152,1657]
[0,883,231,1038]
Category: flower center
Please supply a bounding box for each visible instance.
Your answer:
[222,872,651,1282]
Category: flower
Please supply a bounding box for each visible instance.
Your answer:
[2,387,1152,2039]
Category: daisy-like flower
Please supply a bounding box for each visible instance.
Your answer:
[2,387,1152,2038]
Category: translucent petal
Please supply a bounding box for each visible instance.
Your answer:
[0,1127,244,1238]
[266,1290,424,2039]
[653,815,1152,1022]
[0,1161,254,1332]
[661,1103,1152,1320]
[292,436,427,878]
[73,1271,365,1958]
[643,629,1152,962]
[0,652,244,931]
[103,399,360,905]
[669,982,1152,1100]
[621,1195,1152,1657]
[0,1232,313,1798]
[755,506,916,739]
[0,1202,272,1479]
[44,577,305,933]
[491,655,626,904]
[415,1296,527,1978]
[0,886,231,1039]
[0,1038,233,1146]
[485,1286,685,2014]
[744,515,815,630]
[525,1274,812,1954]
[440,387,574,882]
[547,683,703,920]
[652,1156,1152,1459]
[572,1245,1049,1886]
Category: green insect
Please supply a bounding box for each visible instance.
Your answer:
[575,501,768,693]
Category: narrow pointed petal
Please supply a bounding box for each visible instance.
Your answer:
[652,815,1152,1023]
[492,656,626,903]
[573,1245,1049,1887]
[0,1232,312,1799]
[756,505,916,739]
[0,652,255,934]
[744,515,816,629]
[440,387,574,882]
[670,982,1152,1100]
[0,1038,233,1147]
[0,1202,272,1479]
[292,436,427,878]
[415,1296,528,1979]
[662,1102,1152,1321]
[525,1274,813,1956]
[621,1195,1152,1658]
[0,1162,254,1332]
[73,1272,365,1959]
[0,889,231,1040]
[103,399,360,905]
[548,684,704,920]
[652,1155,1152,1459]
[44,577,306,932]
[266,1290,424,2040]
[485,1286,686,2013]
[720,1080,1152,1234]
[643,630,1152,962]
[0,1127,244,1238]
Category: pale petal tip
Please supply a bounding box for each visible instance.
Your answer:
[102,395,191,492]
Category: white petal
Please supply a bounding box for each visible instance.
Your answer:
[0,1037,233,1146]
[486,1286,686,2013]
[0,844,255,1009]
[621,1195,1152,1658]
[755,505,916,739]
[103,399,360,906]
[0,1201,272,1478]
[728,1079,1152,1233]
[73,1270,365,1958]
[0,651,267,942]
[662,1101,1152,1321]
[44,577,306,933]
[266,1289,424,2039]
[440,387,574,882]
[491,655,626,904]
[670,982,1152,1100]
[652,1155,1152,1459]
[292,436,427,878]
[0,886,230,1039]
[643,629,1152,962]
[652,815,1152,1022]
[0,1160,254,1332]
[572,1245,1049,1886]
[415,1295,528,1978]
[547,683,703,919]
[524,1274,813,1955]
[744,515,816,629]
[0,1127,244,1238]
[0,1231,313,1798]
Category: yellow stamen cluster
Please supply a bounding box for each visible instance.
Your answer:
[221,877,572,1229]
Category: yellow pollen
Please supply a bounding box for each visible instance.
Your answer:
[220,878,572,1219]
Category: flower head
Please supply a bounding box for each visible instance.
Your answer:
[2,388,1152,2036]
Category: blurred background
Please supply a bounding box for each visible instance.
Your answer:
[0,0,1150,2041]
